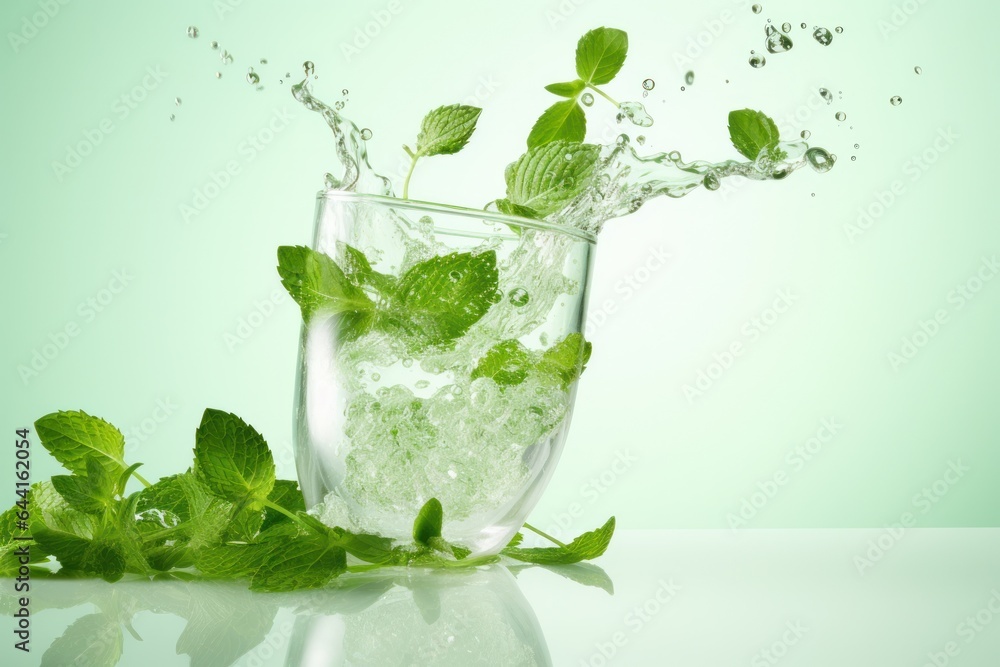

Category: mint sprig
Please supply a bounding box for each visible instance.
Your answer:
[502,517,616,565]
[402,104,482,199]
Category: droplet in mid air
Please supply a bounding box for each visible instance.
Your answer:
[914,66,922,74]
[805,147,835,173]
[215,72,222,79]
[679,86,685,92]
[187,26,199,39]
[174,97,181,106]
[246,68,259,85]
[749,54,767,68]
[210,40,219,50]
[752,4,762,14]
[890,95,902,106]
[642,78,655,90]
[854,143,859,149]
[800,22,807,29]
[342,88,349,96]
[260,58,268,64]
[703,171,721,191]
[581,92,594,106]
[766,31,794,53]
[636,135,646,145]
[819,88,833,104]
[220,50,233,65]
[835,111,846,121]
[685,71,694,85]
[169,114,176,121]
[509,288,530,307]
[303,61,315,76]
[835,26,844,33]
[360,128,372,140]
[800,130,811,139]
[782,22,792,33]
[851,156,857,161]
[813,27,833,45]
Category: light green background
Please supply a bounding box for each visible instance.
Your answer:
[2,0,997,535]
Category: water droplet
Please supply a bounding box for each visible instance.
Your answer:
[811,192,816,197]
[835,111,846,121]
[914,66,922,75]
[303,61,315,76]
[636,135,646,146]
[370,372,380,382]
[854,143,859,149]
[581,92,594,106]
[800,22,807,29]
[402,358,413,368]
[685,71,695,85]
[800,130,811,139]
[813,27,833,45]
[890,95,902,106]
[448,270,462,282]
[782,22,792,33]
[561,176,575,189]
[668,150,681,162]
[285,72,291,78]
[220,50,233,65]
[851,156,857,161]
[174,97,181,106]
[334,101,345,111]
[187,26,199,39]
[680,86,685,92]
[488,290,504,304]
[819,88,833,104]
[835,26,844,33]
[806,147,835,173]
[260,58,268,64]
[703,171,721,191]
[210,40,219,50]
[509,288,530,307]
[342,88,349,96]
[766,31,794,53]
[415,380,430,389]
[642,78,655,90]
[246,68,259,85]
[765,24,777,36]
[752,4,762,14]
[618,101,653,127]
[215,72,222,79]
[749,54,767,68]
[169,114,175,122]
[360,128,372,140]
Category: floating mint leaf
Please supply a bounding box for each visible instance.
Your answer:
[35,411,127,477]
[394,251,499,347]
[472,340,533,386]
[277,246,377,326]
[194,409,276,512]
[505,141,600,217]
[412,498,443,546]
[503,517,615,565]
[575,28,628,85]
[527,99,587,148]
[538,332,592,388]
[415,104,482,157]
[728,109,781,160]
[544,79,586,98]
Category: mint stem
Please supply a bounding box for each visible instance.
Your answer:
[522,522,567,548]
[586,83,620,108]
[261,499,316,533]
[402,155,418,199]
[133,472,152,488]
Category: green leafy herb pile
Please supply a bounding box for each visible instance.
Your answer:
[3,410,614,592]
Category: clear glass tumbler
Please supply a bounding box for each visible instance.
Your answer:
[293,192,595,556]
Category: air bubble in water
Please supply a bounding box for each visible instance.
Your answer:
[342,88,349,95]
[749,54,766,68]
[415,380,430,389]
[210,40,219,50]
[819,88,833,104]
[752,4,762,13]
[360,128,372,140]
[835,111,846,121]
[679,86,685,92]
[371,372,381,382]
[854,143,859,149]
[303,61,315,76]
[685,71,694,85]
[782,22,791,33]
[890,95,902,106]
[800,22,807,29]
[703,171,721,191]
[636,135,646,145]
[835,26,844,33]
[581,92,594,106]
[914,66,922,74]
[800,130,811,139]
[642,78,655,90]
[509,288,530,307]
[187,26,199,39]
[805,147,835,173]
[813,27,833,45]
[766,31,793,53]
[618,101,653,127]
[246,68,259,85]
[851,156,856,161]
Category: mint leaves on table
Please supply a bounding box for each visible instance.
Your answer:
[528,27,628,148]
[728,108,787,162]
[472,333,592,389]
[10,409,614,591]
[402,104,482,199]
[502,517,616,565]
[277,245,499,351]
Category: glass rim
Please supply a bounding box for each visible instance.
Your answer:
[317,190,597,244]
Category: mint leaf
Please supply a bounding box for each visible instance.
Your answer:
[34,411,127,476]
[330,527,401,564]
[415,104,482,157]
[472,340,533,386]
[505,141,600,218]
[412,498,443,546]
[195,523,298,579]
[50,458,114,514]
[507,532,524,548]
[728,109,781,160]
[538,333,592,388]
[494,199,539,220]
[260,480,306,532]
[394,251,499,347]
[277,246,377,324]
[527,99,587,148]
[249,533,347,592]
[503,517,615,565]
[0,503,48,576]
[29,481,98,539]
[575,28,628,85]
[194,409,276,512]
[544,79,586,98]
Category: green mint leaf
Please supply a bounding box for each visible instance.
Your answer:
[50,476,107,515]
[29,480,98,539]
[527,99,586,148]
[544,79,586,98]
[414,104,482,157]
[728,109,781,160]
[260,480,306,532]
[330,527,400,564]
[505,141,601,218]
[394,251,499,347]
[412,498,443,546]
[472,340,533,386]
[116,462,144,496]
[507,532,524,548]
[575,28,628,85]
[0,503,48,576]
[249,533,347,592]
[194,409,276,511]
[494,199,539,220]
[143,544,192,571]
[502,516,615,565]
[538,332,593,388]
[34,410,127,477]
[41,614,123,667]
[194,523,298,579]
[277,245,377,324]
